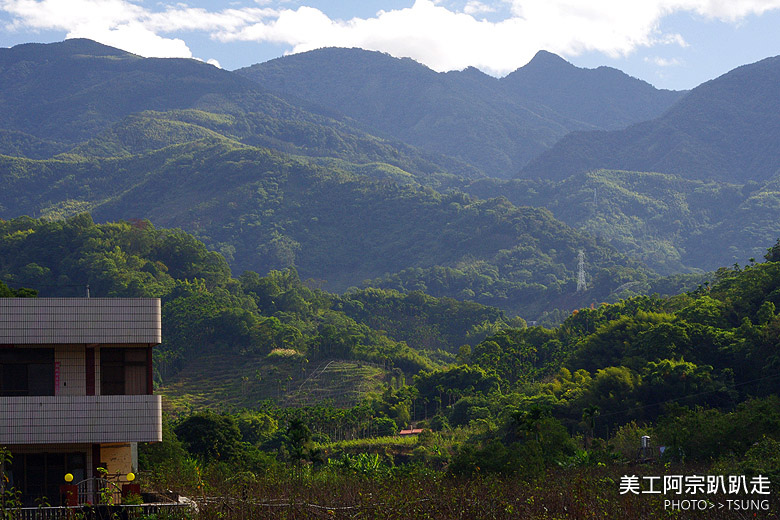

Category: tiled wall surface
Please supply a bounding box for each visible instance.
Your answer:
[55,345,86,396]
[0,395,162,444]
[0,298,161,345]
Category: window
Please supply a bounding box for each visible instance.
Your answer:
[8,452,85,507]
[0,348,54,396]
[100,348,148,395]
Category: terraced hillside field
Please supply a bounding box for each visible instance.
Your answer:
[159,350,390,413]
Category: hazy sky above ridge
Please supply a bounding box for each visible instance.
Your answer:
[1,0,780,90]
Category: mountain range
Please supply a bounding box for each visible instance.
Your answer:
[521,55,780,183]
[238,47,684,177]
[2,38,780,318]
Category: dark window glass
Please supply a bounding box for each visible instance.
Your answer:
[101,364,125,395]
[1,364,28,395]
[0,348,54,396]
[66,453,86,484]
[100,348,147,395]
[100,349,123,364]
[24,454,46,503]
[45,454,65,504]
[28,364,54,395]
[8,452,85,507]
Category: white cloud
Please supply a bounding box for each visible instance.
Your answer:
[463,1,496,15]
[656,32,689,47]
[211,0,780,74]
[686,0,780,20]
[145,7,274,33]
[211,0,671,73]
[0,0,278,60]
[67,21,193,58]
[1,0,193,57]
[646,56,684,66]
[2,0,780,74]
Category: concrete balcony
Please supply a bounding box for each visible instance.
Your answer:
[0,395,162,444]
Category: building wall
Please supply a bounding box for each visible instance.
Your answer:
[1,298,162,506]
[100,444,135,479]
[0,395,162,444]
[55,345,86,396]
[0,298,161,345]
[95,347,101,395]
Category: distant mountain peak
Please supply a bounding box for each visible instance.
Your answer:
[449,66,493,79]
[60,38,130,55]
[520,53,780,183]
[523,50,573,70]
[238,45,685,176]
[271,46,418,67]
[4,38,131,60]
[0,38,135,63]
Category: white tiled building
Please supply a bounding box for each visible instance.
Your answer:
[0,298,162,506]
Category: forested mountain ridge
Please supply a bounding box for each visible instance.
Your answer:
[521,54,780,183]
[3,38,778,320]
[66,109,482,185]
[0,138,656,319]
[0,39,667,320]
[5,210,780,498]
[237,47,684,177]
[500,50,683,131]
[0,38,290,143]
[4,213,778,418]
[0,39,481,181]
[462,169,773,275]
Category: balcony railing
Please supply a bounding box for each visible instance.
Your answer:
[16,503,189,520]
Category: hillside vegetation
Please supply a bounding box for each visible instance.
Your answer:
[0,140,654,319]
[4,40,780,301]
[0,40,664,321]
[150,235,780,493]
[4,213,779,432]
[464,169,780,275]
[3,215,780,518]
[0,215,520,404]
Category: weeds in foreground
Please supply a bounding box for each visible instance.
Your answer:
[143,463,778,520]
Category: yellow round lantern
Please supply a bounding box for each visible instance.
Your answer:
[64,473,74,483]
[127,472,135,482]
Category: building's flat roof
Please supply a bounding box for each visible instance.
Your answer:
[0,298,161,345]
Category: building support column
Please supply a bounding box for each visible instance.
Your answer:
[85,348,95,396]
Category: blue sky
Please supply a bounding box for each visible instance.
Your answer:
[1,0,779,90]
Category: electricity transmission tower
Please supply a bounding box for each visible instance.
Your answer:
[577,250,587,292]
